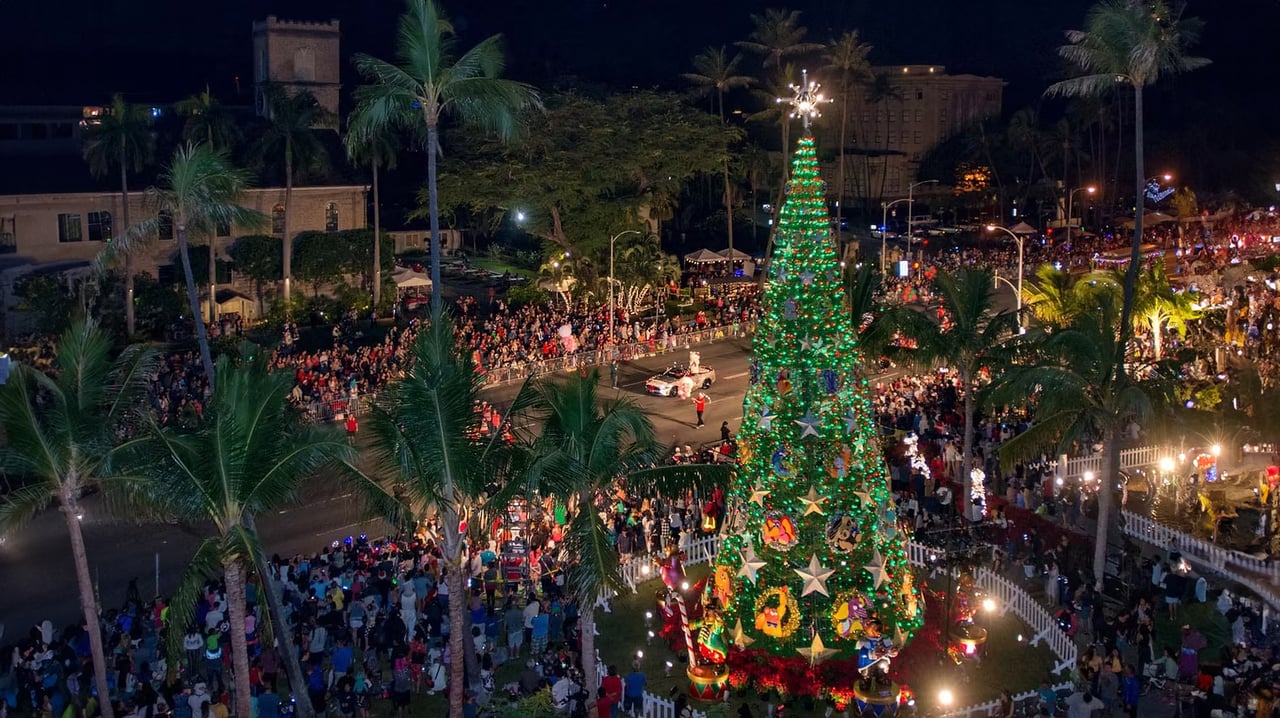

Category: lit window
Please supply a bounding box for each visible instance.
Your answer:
[87,211,112,242]
[57,213,82,243]
[272,204,286,235]
[325,202,339,233]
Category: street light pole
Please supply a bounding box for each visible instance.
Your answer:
[609,230,642,355]
[1066,185,1096,248]
[881,198,911,274]
[986,224,1024,329]
[907,179,939,259]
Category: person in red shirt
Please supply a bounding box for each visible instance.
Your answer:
[600,665,623,718]
[694,393,708,427]
[346,414,359,444]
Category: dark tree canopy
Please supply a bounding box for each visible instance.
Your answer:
[434,90,741,256]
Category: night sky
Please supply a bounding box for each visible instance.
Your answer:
[1,0,1275,137]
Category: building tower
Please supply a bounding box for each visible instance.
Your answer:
[251,16,341,125]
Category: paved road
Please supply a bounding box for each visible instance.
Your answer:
[0,277,1013,636]
[0,336,760,635]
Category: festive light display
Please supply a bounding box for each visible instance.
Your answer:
[708,135,922,702]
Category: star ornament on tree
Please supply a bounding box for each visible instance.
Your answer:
[749,486,772,507]
[863,548,887,589]
[794,410,821,439]
[797,632,838,664]
[739,544,767,583]
[800,486,826,516]
[759,407,777,430]
[731,619,755,649]
[794,554,835,597]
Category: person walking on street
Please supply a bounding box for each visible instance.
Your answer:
[610,360,618,388]
[720,421,731,443]
[346,414,359,445]
[694,393,708,427]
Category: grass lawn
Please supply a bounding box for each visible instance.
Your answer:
[1151,599,1231,662]
[593,566,1057,716]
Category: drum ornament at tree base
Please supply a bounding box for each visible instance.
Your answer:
[688,664,730,701]
[947,622,988,663]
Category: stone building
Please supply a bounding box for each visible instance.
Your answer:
[252,16,342,123]
[0,185,367,332]
[823,65,1005,203]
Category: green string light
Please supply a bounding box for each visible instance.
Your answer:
[716,135,923,663]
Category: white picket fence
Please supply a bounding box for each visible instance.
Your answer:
[1120,510,1280,610]
[612,535,1077,716]
[1059,445,1159,481]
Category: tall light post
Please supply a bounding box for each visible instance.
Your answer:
[986,224,1024,328]
[1065,185,1096,247]
[907,179,939,258]
[881,198,911,274]
[609,230,642,353]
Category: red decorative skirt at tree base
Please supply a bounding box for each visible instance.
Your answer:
[688,664,730,701]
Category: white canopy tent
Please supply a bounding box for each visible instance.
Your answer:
[393,268,433,290]
[684,248,725,264]
[717,248,753,262]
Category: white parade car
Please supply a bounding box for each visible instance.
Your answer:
[645,364,716,396]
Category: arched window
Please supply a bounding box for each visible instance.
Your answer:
[271,204,286,235]
[325,202,339,232]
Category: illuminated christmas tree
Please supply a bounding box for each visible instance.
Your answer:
[704,76,922,704]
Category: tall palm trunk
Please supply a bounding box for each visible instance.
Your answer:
[426,124,444,314]
[717,91,734,256]
[444,559,467,718]
[1117,86,1144,351]
[758,123,791,290]
[961,369,976,519]
[578,492,599,715]
[224,561,253,718]
[120,150,135,338]
[1095,428,1119,589]
[246,515,315,718]
[837,86,849,221]
[372,156,383,309]
[282,145,294,304]
[1151,317,1163,361]
[177,224,216,383]
[208,234,218,326]
[62,490,115,718]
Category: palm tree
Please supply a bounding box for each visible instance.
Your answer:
[994,294,1162,587]
[1133,261,1198,360]
[823,31,874,216]
[123,144,266,383]
[81,93,154,337]
[177,85,240,151]
[178,86,242,324]
[735,8,823,69]
[117,352,371,718]
[257,84,334,303]
[747,64,800,286]
[351,0,541,315]
[0,320,159,718]
[1045,0,1208,365]
[901,268,1018,517]
[682,46,754,255]
[863,73,904,209]
[365,313,534,718]
[528,371,726,714]
[844,262,914,365]
[344,130,399,309]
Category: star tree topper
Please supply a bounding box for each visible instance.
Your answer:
[777,68,830,131]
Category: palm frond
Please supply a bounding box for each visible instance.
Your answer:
[0,482,56,536]
[563,506,622,603]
